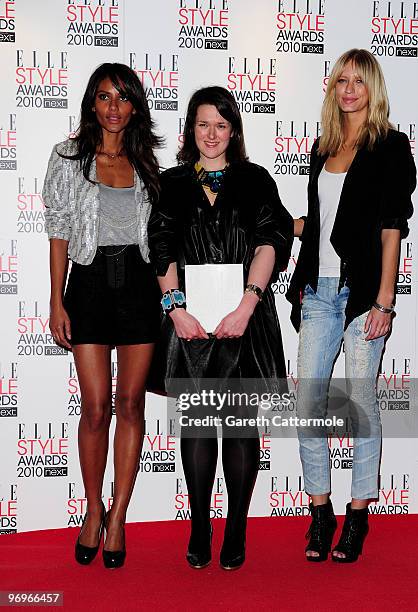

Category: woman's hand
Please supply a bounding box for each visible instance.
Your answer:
[364,307,392,341]
[214,302,254,339]
[294,217,305,237]
[49,302,72,349]
[169,309,209,340]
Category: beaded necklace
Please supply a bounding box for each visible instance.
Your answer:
[194,162,228,195]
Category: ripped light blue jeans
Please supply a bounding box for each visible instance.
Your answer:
[297,277,385,500]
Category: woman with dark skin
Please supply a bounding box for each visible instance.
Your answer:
[44,63,161,569]
[149,86,293,570]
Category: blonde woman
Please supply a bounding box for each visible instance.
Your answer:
[287,49,415,562]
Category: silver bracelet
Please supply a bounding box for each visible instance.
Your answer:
[373,301,394,314]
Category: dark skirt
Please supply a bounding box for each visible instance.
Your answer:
[64,245,161,345]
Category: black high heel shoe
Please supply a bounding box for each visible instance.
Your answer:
[102,512,126,569]
[75,501,105,565]
[332,503,369,563]
[305,500,337,562]
[220,523,246,571]
[220,542,246,571]
[186,524,213,569]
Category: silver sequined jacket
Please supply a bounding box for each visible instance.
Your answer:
[43,139,151,265]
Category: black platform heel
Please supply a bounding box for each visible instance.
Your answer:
[186,524,213,569]
[332,503,369,563]
[103,512,126,569]
[75,501,105,565]
[305,500,337,562]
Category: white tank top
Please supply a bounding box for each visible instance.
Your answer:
[318,167,347,277]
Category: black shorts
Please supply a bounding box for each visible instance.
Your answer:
[64,245,161,345]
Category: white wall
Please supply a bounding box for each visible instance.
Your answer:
[0,0,416,533]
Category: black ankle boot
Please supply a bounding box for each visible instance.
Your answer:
[186,524,212,569]
[332,503,369,563]
[305,500,337,562]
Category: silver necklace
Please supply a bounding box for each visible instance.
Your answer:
[100,212,137,230]
[97,245,129,257]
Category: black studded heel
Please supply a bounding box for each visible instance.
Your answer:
[305,500,337,562]
[332,503,369,563]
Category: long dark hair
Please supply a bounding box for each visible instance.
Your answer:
[61,62,162,203]
[178,86,247,164]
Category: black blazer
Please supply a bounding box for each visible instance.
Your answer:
[287,129,416,331]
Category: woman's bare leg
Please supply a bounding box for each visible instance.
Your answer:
[73,344,112,546]
[104,343,154,551]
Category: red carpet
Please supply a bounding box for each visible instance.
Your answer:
[1,515,417,611]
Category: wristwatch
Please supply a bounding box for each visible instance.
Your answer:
[244,284,264,301]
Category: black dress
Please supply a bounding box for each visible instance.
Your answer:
[147,161,294,390]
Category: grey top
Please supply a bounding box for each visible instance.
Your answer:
[43,139,152,265]
[98,183,138,246]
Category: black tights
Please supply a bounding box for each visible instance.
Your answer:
[181,434,260,554]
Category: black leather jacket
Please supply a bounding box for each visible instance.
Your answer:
[147,161,294,389]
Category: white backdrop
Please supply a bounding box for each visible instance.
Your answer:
[0,0,416,534]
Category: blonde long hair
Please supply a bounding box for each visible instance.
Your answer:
[319,49,392,156]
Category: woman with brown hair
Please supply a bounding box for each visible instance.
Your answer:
[149,86,293,570]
